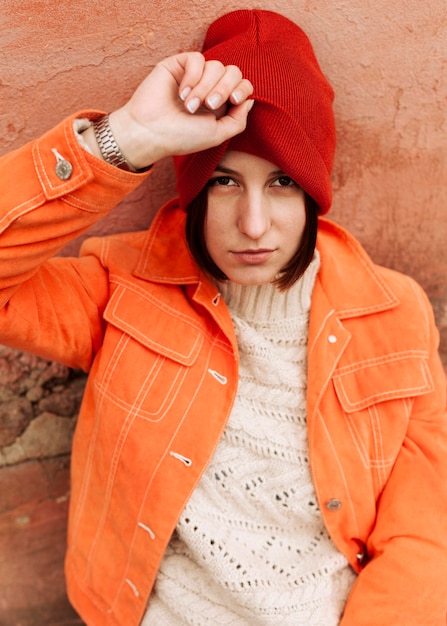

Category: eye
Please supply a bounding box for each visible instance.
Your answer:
[271,176,297,187]
[207,176,237,187]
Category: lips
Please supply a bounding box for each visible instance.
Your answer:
[232,249,275,265]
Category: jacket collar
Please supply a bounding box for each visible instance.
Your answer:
[133,198,237,349]
[315,218,399,319]
[133,201,399,319]
[133,198,201,285]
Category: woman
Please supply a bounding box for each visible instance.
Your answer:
[0,9,446,626]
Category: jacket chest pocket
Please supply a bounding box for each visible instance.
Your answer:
[95,283,204,421]
[332,354,433,482]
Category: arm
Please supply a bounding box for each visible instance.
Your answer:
[0,52,253,303]
[0,54,253,368]
[0,112,143,307]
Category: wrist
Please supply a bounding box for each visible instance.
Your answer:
[82,113,152,172]
[108,109,158,170]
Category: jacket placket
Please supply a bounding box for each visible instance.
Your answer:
[306,277,367,570]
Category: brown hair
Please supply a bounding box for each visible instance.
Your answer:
[185,188,318,291]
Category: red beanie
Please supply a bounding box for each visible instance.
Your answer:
[174,9,335,214]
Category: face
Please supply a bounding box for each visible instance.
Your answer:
[205,151,306,286]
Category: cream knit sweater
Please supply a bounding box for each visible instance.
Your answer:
[143,254,356,625]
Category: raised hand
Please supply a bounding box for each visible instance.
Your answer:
[88,52,254,170]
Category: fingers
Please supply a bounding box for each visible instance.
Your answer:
[212,98,255,143]
[173,53,254,114]
[117,52,255,164]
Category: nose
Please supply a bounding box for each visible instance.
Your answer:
[237,192,271,240]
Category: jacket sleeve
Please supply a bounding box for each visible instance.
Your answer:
[0,112,150,370]
[341,282,447,625]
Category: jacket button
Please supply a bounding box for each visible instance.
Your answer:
[328,334,337,344]
[326,498,342,511]
[356,549,368,567]
[55,159,73,180]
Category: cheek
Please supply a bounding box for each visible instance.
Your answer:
[204,202,231,245]
[204,214,217,247]
[282,208,307,247]
[204,211,225,261]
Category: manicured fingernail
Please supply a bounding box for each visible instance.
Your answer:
[231,90,242,104]
[247,99,255,111]
[186,97,200,114]
[180,86,191,101]
[206,93,222,110]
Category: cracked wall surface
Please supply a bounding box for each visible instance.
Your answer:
[0,346,86,624]
[0,0,446,623]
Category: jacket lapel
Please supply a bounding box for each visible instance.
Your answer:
[132,198,237,351]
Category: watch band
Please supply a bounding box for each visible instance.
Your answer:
[92,114,137,172]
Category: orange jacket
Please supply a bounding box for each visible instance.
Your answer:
[1,114,447,626]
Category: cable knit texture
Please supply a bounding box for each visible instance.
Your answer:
[143,254,356,625]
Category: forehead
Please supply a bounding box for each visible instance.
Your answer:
[215,150,284,174]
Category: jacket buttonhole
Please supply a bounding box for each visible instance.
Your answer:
[208,369,227,385]
[125,578,140,597]
[170,451,193,467]
[138,521,156,540]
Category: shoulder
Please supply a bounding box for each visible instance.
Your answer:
[318,218,427,295]
[316,218,435,331]
[79,229,148,273]
[77,198,196,287]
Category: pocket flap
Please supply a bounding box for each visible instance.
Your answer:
[333,354,434,412]
[104,283,203,366]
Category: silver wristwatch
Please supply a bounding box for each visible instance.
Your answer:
[92,114,137,172]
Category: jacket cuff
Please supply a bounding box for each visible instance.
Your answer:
[31,110,151,207]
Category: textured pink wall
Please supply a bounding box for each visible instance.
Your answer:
[0,1,446,622]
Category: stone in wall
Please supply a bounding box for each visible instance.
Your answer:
[0,345,86,625]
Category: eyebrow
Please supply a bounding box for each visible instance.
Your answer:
[213,164,287,177]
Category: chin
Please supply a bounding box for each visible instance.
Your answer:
[227,272,276,287]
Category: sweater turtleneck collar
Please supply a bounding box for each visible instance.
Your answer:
[217,252,320,323]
